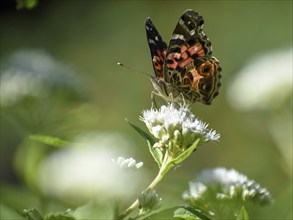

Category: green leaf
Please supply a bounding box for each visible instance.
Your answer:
[141,206,210,220]
[20,209,75,220]
[45,213,75,220]
[174,208,200,220]
[170,139,200,166]
[147,140,163,167]
[29,135,69,148]
[125,119,163,167]
[126,119,155,146]
[16,0,38,10]
[141,207,181,220]
[21,208,44,220]
[174,207,211,220]
[236,206,249,220]
[73,200,113,220]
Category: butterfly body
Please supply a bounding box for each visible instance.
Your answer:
[146,9,222,104]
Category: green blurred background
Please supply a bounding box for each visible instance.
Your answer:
[1,0,292,219]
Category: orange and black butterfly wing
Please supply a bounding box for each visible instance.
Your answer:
[145,18,168,79]
[164,9,222,104]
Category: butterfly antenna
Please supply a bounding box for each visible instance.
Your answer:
[117,62,152,77]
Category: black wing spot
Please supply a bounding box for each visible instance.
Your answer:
[187,72,193,79]
[187,22,195,30]
[202,65,211,73]
[181,14,188,22]
[202,35,207,40]
[180,68,187,76]
[188,39,196,45]
[174,57,181,62]
[197,16,204,26]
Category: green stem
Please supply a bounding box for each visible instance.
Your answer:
[117,153,175,220]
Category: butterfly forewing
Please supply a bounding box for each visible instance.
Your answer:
[146,9,222,104]
[145,18,167,79]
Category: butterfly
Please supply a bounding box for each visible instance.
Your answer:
[146,9,222,105]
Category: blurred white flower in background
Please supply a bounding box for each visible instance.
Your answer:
[227,47,292,111]
[37,132,147,204]
[227,48,292,177]
[0,49,82,106]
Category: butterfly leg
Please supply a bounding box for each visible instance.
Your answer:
[151,91,158,109]
[167,93,174,104]
[167,93,178,109]
[179,92,186,105]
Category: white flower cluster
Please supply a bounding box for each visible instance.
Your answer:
[112,157,143,169]
[140,104,219,150]
[183,168,273,206]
